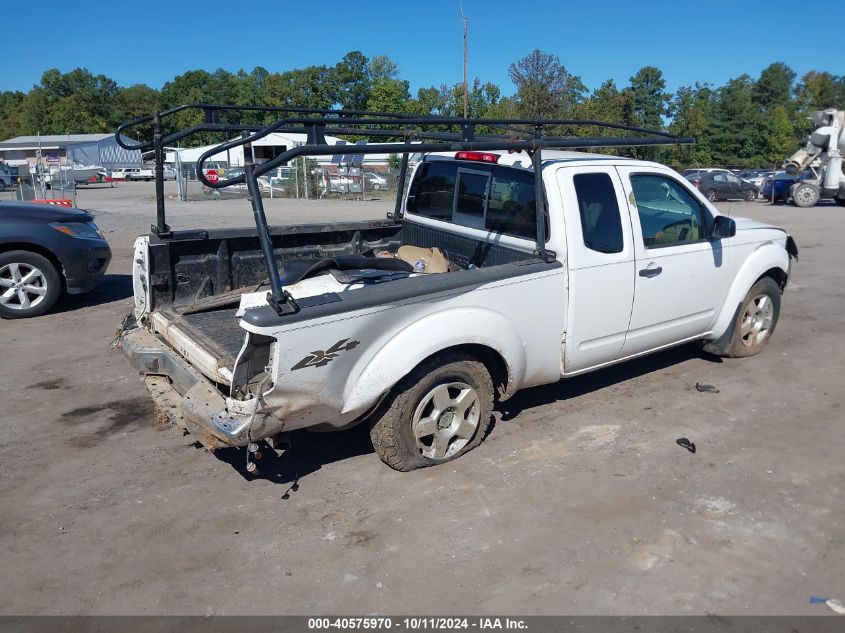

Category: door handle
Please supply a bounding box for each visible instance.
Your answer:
[639,266,663,278]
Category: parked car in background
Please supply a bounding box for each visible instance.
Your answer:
[364,172,388,190]
[739,169,775,190]
[680,168,721,179]
[762,170,812,203]
[685,170,759,201]
[125,167,155,181]
[0,201,111,318]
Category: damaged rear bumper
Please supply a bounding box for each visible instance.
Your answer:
[121,327,260,449]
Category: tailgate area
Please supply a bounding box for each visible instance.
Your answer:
[150,308,245,385]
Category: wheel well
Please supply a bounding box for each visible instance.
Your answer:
[757,267,787,292]
[0,242,66,287]
[409,344,510,401]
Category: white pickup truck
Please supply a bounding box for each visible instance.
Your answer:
[122,145,797,471]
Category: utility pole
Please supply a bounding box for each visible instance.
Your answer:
[462,14,468,119]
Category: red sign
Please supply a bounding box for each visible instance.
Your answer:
[206,169,219,184]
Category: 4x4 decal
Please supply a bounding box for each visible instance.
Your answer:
[290,338,360,371]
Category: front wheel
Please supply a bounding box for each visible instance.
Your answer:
[743,189,755,202]
[792,183,819,208]
[369,351,494,471]
[0,250,62,319]
[727,277,781,357]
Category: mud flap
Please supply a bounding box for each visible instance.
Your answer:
[702,302,742,356]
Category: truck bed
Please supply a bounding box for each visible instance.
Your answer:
[144,218,538,385]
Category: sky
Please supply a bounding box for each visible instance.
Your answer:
[3,0,842,96]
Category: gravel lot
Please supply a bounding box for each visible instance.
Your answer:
[0,182,842,615]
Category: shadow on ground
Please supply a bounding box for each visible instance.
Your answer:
[214,423,376,489]
[212,343,722,487]
[57,274,133,312]
[498,343,722,421]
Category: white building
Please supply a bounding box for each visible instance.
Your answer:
[0,133,141,169]
[164,132,399,174]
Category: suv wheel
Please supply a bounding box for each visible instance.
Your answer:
[369,351,494,471]
[0,251,62,319]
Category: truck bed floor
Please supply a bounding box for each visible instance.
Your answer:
[151,308,244,384]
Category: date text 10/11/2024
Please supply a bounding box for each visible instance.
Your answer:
[307,618,528,630]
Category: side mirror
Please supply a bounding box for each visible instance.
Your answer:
[711,215,736,240]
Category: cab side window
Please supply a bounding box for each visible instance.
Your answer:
[630,175,709,247]
[573,172,624,254]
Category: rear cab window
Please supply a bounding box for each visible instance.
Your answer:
[406,158,541,240]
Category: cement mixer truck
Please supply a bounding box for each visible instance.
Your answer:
[784,109,845,207]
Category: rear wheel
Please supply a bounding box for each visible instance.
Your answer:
[706,189,717,202]
[369,351,494,471]
[792,183,819,208]
[0,250,62,319]
[727,277,781,357]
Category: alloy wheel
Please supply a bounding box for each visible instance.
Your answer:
[0,262,49,311]
[411,381,480,460]
[740,293,774,347]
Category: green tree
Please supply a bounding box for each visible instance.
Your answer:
[508,49,585,118]
[665,83,715,167]
[366,78,411,114]
[333,51,371,110]
[755,62,796,113]
[764,104,797,165]
[262,66,337,110]
[625,66,670,159]
[113,84,160,124]
[370,55,400,82]
[0,91,25,139]
[411,86,448,115]
[796,71,845,112]
[570,80,633,154]
[708,75,766,167]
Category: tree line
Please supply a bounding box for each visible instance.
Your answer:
[1,50,843,169]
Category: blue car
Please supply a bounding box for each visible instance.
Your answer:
[762,170,812,203]
[0,201,111,318]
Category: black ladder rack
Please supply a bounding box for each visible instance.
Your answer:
[116,104,694,316]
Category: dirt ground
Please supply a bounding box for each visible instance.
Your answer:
[0,182,843,615]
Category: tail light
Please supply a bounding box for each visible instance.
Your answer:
[690,179,701,188]
[455,151,499,163]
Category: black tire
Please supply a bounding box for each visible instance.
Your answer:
[0,250,62,319]
[727,277,781,358]
[743,189,755,202]
[834,195,845,207]
[369,351,494,471]
[706,189,717,202]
